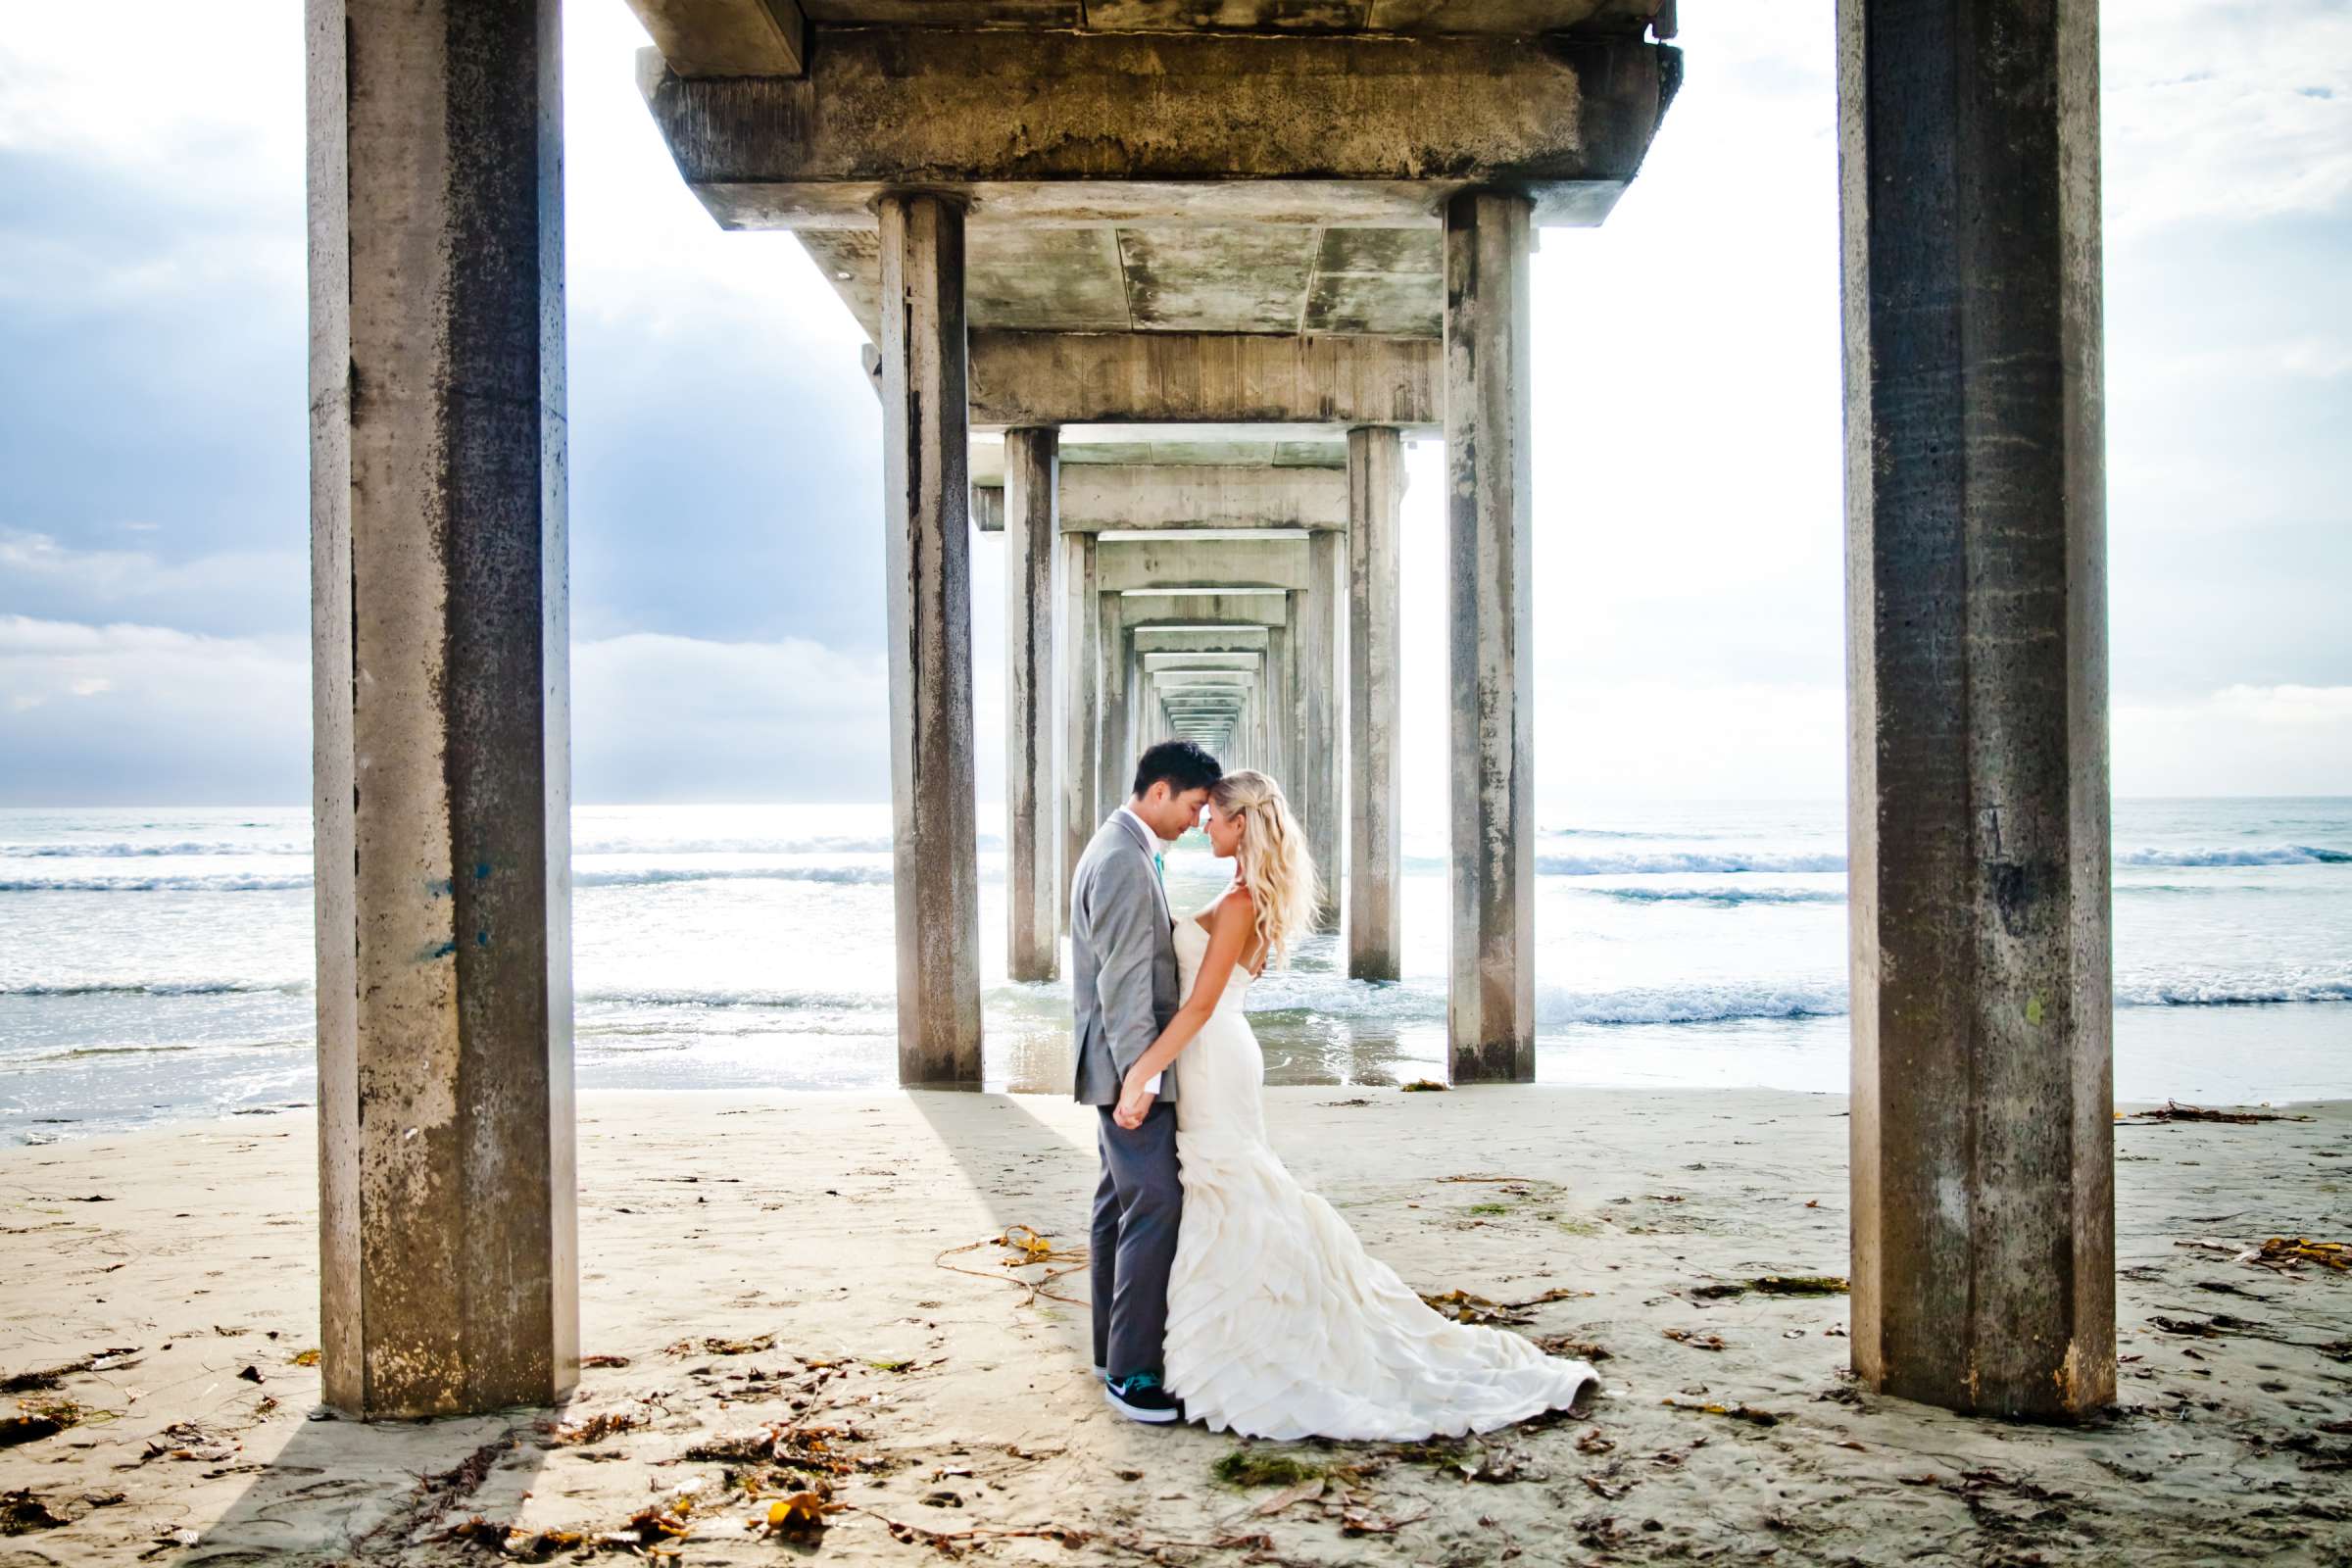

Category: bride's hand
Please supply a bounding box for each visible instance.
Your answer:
[1112,1072,1155,1130]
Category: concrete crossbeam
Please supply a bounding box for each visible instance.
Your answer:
[638,29,1678,228]
[1144,652,1259,672]
[1133,628,1271,656]
[1838,0,2114,1421]
[621,0,806,78]
[1063,465,1348,533]
[1096,536,1312,594]
[971,331,1440,429]
[308,0,577,1421]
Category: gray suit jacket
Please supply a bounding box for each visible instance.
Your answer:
[1070,811,1180,1106]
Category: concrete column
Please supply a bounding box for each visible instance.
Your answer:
[307,0,576,1419]
[1838,0,2114,1420]
[1300,532,1345,928]
[1266,617,1294,796]
[1098,596,1129,820]
[877,190,982,1087]
[1061,531,1100,920]
[1445,189,1536,1083]
[1004,427,1059,981]
[1347,428,1405,979]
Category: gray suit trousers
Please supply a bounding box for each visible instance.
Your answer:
[1091,1100,1181,1381]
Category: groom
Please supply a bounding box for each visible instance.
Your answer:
[1071,738,1221,1424]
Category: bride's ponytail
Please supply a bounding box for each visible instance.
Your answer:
[1209,769,1321,968]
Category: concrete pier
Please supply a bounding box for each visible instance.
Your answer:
[1060,529,1100,922]
[877,191,983,1087]
[1300,529,1345,926]
[1838,0,2115,1419]
[306,0,577,1419]
[1348,425,1405,980]
[1445,190,1538,1083]
[1003,426,1059,981]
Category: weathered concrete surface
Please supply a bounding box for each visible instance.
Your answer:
[1064,464,1349,532]
[620,0,806,77]
[1838,0,2115,1421]
[877,192,983,1087]
[1445,190,1537,1084]
[1095,535,1313,594]
[306,0,577,1420]
[1059,530,1100,923]
[639,30,1678,228]
[968,330,1439,428]
[1348,425,1406,980]
[1003,427,1058,983]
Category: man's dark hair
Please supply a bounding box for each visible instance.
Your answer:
[1131,739,1222,801]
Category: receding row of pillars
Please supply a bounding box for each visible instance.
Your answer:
[309,0,2111,1423]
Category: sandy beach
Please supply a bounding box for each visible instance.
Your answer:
[1,1086,2346,1566]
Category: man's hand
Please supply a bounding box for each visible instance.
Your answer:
[1112,1073,1156,1130]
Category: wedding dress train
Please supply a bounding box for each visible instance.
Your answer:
[1159,907,1599,1441]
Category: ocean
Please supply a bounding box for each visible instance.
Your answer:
[2,798,2347,1144]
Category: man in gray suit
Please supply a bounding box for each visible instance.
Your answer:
[1071,738,1222,1423]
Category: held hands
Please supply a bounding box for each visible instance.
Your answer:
[1113,1070,1157,1130]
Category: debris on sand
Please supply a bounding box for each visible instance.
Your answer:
[1662,1328,1729,1351]
[1689,1274,1850,1300]
[2123,1102,2313,1124]
[539,1409,648,1446]
[1661,1398,1781,1427]
[1401,1079,1449,1093]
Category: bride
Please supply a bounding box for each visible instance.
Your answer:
[1110,769,1598,1441]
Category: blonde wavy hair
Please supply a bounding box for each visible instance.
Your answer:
[1210,769,1322,969]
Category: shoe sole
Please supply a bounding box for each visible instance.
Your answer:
[1102,1386,1180,1424]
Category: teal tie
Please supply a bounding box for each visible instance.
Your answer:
[1152,852,1165,887]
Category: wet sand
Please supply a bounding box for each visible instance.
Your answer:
[1,1086,2346,1565]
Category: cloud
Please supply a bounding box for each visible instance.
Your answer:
[0,613,309,803]
[2116,684,2352,795]
[2103,2,2352,238]
[0,528,305,637]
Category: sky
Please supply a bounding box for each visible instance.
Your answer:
[0,1,2346,809]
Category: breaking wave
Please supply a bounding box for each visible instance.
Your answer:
[1537,852,1848,876]
[2116,845,2351,867]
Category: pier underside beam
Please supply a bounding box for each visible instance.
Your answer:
[636,28,1677,228]
[1838,0,2115,1421]
[307,0,577,1421]
[970,332,1440,430]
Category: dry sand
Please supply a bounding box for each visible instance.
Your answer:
[1,1086,2347,1567]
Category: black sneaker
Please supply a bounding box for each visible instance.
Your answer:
[1102,1370,1181,1424]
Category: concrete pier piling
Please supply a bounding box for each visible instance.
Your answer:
[1348,425,1405,979]
[1060,528,1100,925]
[306,0,578,1419]
[1004,426,1059,982]
[1445,190,1539,1083]
[877,190,983,1087]
[1838,0,2115,1420]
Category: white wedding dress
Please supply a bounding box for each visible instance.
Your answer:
[1159,906,1599,1441]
